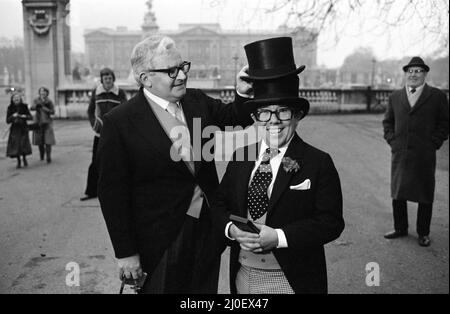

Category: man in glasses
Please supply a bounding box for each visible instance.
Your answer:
[96,35,254,293]
[211,37,344,294]
[383,57,449,247]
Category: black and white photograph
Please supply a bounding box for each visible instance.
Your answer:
[0,0,448,299]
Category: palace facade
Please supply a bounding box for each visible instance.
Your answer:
[84,23,318,88]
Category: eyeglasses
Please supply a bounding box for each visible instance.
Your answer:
[406,69,426,74]
[253,108,294,122]
[147,61,191,79]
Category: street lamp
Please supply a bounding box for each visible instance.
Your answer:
[233,54,239,88]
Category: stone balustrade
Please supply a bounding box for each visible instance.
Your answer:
[56,85,449,119]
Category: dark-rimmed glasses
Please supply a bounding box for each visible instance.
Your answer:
[147,61,191,79]
[253,108,294,122]
[406,69,426,74]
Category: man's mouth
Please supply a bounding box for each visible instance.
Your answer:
[267,127,283,135]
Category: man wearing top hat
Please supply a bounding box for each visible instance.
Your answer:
[382,57,449,247]
[211,37,345,294]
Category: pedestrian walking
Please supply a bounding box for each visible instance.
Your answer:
[30,87,56,163]
[6,93,33,168]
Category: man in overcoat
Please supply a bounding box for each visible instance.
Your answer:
[211,37,345,294]
[382,56,449,247]
[97,35,253,293]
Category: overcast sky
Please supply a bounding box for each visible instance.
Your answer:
[0,0,448,68]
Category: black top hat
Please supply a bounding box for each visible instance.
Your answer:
[244,37,309,119]
[245,37,305,80]
[402,56,430,72]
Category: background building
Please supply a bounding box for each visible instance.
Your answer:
[84,1,317,88]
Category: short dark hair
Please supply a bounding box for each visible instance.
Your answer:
[100,68,116,83]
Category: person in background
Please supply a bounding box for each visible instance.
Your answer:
[382,56,449,247]
[30,87,56,163]
[6,92,33,168]
[80,68,127,201]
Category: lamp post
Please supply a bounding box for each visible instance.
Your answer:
[233,54,239,88]
[370,58,376,87]
[368,58,377,112]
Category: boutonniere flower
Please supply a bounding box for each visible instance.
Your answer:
[282,157,300,173]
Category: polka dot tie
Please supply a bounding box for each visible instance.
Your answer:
[247,148,279,221]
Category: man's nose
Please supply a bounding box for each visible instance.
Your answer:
[177,69,187,80]
[269,112,281,123]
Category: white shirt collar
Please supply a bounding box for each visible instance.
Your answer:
[258,137,293,159]
[407,83,425,93]
[96,83,119,96]
[143,88,180,111]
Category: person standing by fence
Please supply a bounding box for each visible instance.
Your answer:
[80,68,127,201]
[382,56,449,247]
[30,87,56,163]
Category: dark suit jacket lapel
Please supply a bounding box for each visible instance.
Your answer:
[400,87,411,112]
[411,84,432,114]
[129,89,191,177]
[267,134,305,219]
[129,89,174,158]
[236,143,259,217]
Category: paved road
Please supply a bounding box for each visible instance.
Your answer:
[0,114,448,294]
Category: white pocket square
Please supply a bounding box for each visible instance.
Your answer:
[290,179,311,190]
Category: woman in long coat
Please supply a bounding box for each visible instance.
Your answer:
[6,93,33,168]
[30,87,56,163]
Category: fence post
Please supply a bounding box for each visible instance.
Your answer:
[336,89,342,113]
[366,86,372,112]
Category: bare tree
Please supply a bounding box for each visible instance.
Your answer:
[278,0,447,49]
[210,0,449,55]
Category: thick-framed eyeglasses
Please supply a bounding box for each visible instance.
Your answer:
[254,108,294,122]
[407,69,426,74]
[147,61,191,78]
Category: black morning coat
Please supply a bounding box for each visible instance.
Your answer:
[383,84,449,204]
[211,134,345,294]
[97,87,253,292]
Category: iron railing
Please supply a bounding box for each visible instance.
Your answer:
[55,85,449,119]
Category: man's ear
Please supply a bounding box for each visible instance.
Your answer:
[140,72,152,88]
